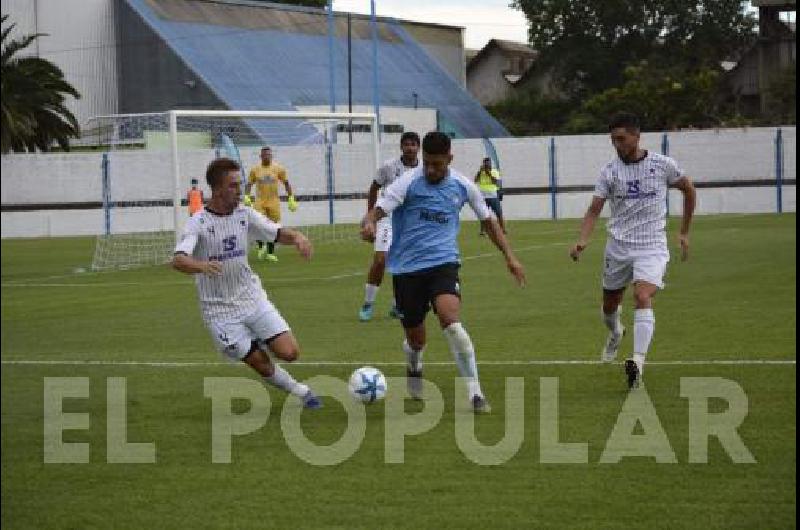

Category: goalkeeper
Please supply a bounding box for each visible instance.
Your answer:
[244,146,298,262]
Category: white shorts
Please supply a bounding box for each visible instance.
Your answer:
[205,299,290,361]
[374,216,392,253]
[602,241,669,291]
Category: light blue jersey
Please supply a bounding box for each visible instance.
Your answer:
[376,167,491,275]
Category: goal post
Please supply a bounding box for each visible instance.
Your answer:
[84,109,380,270]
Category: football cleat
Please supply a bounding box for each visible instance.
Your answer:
[407,368,423,400]
[471,395,492,414]
[624,359,641,390]
[302,390,323,409]
[358,303,374,322]
[601,326,625,362]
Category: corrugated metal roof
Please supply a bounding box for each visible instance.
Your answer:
[124,0,508,142]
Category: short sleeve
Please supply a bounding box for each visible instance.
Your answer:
[376,171,414,215]
[594,167,611,199]
[247,207,281,243]
[248,168,258,184]
[665,157,684,185]
[374,162,391,187]
[174,216,200,255]
[278,166,288,183]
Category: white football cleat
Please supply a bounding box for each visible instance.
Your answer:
[601,326,625,362]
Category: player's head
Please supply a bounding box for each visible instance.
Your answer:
[400,132,420,160]
[482,157,492,170]
[206,158,242,211]
[422,132,453,184]
[260,146,272,165]
[190,178,198,188]
[608,112,641,160]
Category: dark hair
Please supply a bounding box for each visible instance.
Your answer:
[206,158,240,189]
[400,131,420,146]
[482,157,491,163]
[422,131,451,155]
[190,178,198,185]
[608,112,640,132]
[261,146,271,152]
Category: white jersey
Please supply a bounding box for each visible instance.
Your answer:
[594,151,684,251]
[174,206,280,322]
[374,157,419,199]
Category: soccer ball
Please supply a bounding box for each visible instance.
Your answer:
[348,366,387,403]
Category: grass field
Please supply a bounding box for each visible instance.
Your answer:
[1,214,796,529]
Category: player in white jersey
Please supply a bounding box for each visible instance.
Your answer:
[358,132,421,322]
[570,113,696,389]
[173,158,322,408]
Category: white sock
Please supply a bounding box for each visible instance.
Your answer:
[602,306,623,335]
[633,308,655,374]
[264,364,308,398]
[364,283,379,304]
[402,340,424,372]
[443,322,483,398]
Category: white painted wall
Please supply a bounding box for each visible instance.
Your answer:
[2,0,119,127]
[2,127,795,238]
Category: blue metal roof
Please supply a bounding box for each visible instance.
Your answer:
[124,0,509,143]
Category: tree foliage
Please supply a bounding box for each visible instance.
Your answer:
[1,15,81,153]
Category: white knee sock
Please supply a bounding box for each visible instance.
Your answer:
[443,322,483,398]
[633,308,655,374]
[364,283,379,304]
[402,340,424,372]
[602,306,623,335]
[264,364,308,398]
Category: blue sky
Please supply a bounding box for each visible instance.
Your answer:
[333,0,529,50]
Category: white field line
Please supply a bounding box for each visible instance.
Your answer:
[1,242,568,288]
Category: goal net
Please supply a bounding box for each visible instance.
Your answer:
[82,110,379,270]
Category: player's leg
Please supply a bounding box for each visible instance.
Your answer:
[601,249,632,363]
[394,273,428,400]
[430,266,490,413]
[263,205,281,261]
[626,253,668,386]
[360,251,386,322]
[246,300,321,408]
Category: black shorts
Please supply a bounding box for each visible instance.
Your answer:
[392,263,461,328]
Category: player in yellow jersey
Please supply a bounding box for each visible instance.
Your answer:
[244,146,298,262]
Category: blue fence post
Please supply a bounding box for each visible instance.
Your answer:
[101,152,111,236]
[775,128,784,214]
[327,0,336,113]
[661,132,670,216]
[548,137,557,220]
[370,0,381,142]
[326,133,335,225]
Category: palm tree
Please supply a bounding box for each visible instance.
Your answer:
[1,15,81,153]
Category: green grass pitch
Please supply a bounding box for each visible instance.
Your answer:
[2,214,796,528]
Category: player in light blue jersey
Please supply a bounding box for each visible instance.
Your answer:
[360,132,526,413]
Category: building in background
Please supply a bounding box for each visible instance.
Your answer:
[2,0,508,140]
[466,39,538,105]
[727,0,796,115]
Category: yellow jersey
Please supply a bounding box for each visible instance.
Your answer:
[248,163,288,206]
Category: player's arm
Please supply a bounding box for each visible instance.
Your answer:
[570,196,606,261]
[244,169,256,206]
[482,217,526,286]
[275,227,312,260]
[463,175,525,286]
[361,173,410,241]
[366,180,381,212]
[281,169,298,211]
[171,219,221,275]
[671,176,696,261]
[172,253,222,275]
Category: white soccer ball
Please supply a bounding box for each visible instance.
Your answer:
[348,366,387,403]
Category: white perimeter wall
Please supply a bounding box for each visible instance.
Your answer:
[1,127,795,238]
